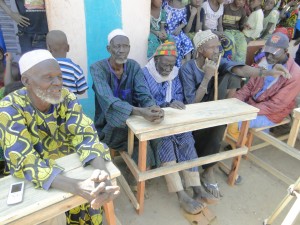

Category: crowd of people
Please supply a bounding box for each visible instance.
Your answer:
[0,0,300,224]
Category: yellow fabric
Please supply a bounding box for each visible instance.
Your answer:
[227,123,240,140]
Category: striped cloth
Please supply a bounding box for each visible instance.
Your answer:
[56,58,88,94]
[143,67,198,171]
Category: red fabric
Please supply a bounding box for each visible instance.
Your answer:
[235,57,300,123]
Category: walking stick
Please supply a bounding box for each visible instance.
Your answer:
[214,55,222,101]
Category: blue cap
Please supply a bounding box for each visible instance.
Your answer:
[263,32,289,55]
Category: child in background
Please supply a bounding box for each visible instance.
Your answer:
[46,30,88,95]
[148,0,168,59]
[261,0,280,40]
[202,0,224,32]
[243,0,264,42]
[222,0,247,62]
[163,0,193,66]
[184,0,204,40]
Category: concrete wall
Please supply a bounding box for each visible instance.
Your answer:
[45,0,150,118]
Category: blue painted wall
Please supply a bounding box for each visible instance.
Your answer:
[81,0,122,119]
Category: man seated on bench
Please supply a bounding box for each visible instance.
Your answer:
[179,30,290,200]
[0,50,120,225]
[228,32,300,138]
[90,29,164,170]
[143,41,216,215]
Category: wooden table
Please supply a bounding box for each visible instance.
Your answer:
[0,153,121,225]
[121,98,259,214]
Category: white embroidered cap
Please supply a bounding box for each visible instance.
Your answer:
[19,49,55,75]
[107,29,129,44]
[193,30,218,49]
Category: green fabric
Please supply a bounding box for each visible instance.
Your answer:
[0,87,4,100]
[224,30,247,63]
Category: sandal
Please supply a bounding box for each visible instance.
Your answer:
[201,181,222,199]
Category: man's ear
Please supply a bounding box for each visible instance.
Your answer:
[66,44,70,53]
[107,45,111,54]
[21,75,29,87]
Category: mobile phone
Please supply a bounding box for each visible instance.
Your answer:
[7,181,24,205]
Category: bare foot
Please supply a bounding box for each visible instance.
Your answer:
[192,186,219,205]
[177,190,206,215]
[201,167,222,198]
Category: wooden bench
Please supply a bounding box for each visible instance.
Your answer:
[120,98,258,214]
[0,153,121,225]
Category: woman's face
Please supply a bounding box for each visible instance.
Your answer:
[234,0,245,8]
[264,0,275,11]
[191,0,202,7]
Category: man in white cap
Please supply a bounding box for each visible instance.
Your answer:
[0,49,119,225]
[179,30,290,200]
[90,29,164,169]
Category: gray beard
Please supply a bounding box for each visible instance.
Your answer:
[115,58,127,64]
[34,87,64,105]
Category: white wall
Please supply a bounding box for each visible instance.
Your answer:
[45,0,87,93]
[121,0,150,66]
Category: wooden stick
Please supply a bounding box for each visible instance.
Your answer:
[214,54,222,101]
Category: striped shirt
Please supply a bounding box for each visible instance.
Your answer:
[56,58,88,94]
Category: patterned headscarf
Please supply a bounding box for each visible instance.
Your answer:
[193,30,218,49]
[154,40,178,57]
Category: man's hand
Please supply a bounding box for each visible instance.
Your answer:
[11,12,30,27]
[158,31,167,41]
[77,170,120,209]
[140,105,164,123]
[5,52,12,62]
[169,100,185,110]
[203,58,217,80]
[269,64,292,79]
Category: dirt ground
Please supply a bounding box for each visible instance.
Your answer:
[111,43,300,225]
[112,137,300,225]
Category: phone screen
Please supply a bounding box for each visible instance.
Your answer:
[11,183,22,193]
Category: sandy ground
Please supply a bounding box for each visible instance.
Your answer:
[111,43,300,225]
[112,138,300,225]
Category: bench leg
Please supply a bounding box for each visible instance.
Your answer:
[103,201,116,225]
[136,141,147,215]
[228,121,250,186]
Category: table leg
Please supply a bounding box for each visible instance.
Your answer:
[103,201,116,225]
[228,120,250,186]
[128,129,134,156]
[287,117,300,147]
[136,141,147,214]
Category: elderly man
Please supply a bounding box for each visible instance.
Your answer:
[0,50,120,225]
[228,32,300,137]
[143,41,216,214]
[179,30,289,199]
[90,29,164,168]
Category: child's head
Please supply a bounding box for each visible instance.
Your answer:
[151,0,163,7]
[233,0,245,8]
[263,0,276,11]
[191,0,202,7]
[46,30,69,58]
[249,0,262,10]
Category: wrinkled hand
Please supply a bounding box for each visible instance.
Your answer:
[271,64,292,79]
[77,170,120,209]
[172,27,182,36]
[170,100,186,110]
[203,58,217,80]
[5,52,13,62]
[141,105,164,123]
[11,12,30,27]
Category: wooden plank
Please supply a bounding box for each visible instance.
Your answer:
[138,147,248,182]
[137,141,147,215]
[292,108,300,120]
[128,129,134,156]
[116,175,139,210]
[247,153,294,185]
[281,193,300,225]
[126,99,259,135]
[137,113,257,141]
[103,201,116,225]
[249,134,289,151]
[287,117,300,147]
[252,131,300,161]
[120,152,139,181]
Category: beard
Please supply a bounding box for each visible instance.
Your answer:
[115,58,127,64]
[34,87,64,105]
